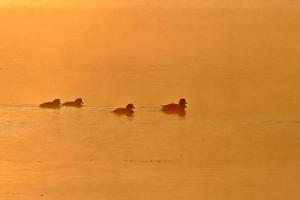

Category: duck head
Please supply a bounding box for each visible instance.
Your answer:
[75,98,84,105]
[179,98,187,108]
[53,99,61,104]
[126,104,135,110]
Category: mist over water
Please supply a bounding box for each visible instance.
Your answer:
[0,6,300,200]
[0,7,299,116]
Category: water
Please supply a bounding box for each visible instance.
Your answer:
[1,6,300,200]
[0,105,299,199]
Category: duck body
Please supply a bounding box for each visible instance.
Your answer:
[62,98,84,107]
[113,104,135,117]
[161,98,187,116]
[162,103,184,112]
[40,99,61,109]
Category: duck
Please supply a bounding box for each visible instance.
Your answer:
[112,103,135,117]
[161,98,187,116]
[62,98,84,107]
[39,99,61,109]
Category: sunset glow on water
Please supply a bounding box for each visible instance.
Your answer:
[0,1,300,199]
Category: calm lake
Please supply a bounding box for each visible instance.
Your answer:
[0,6,300,200]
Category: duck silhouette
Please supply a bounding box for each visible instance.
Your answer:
[161,98,187,116]
[62,98,84,107]
[39,99,61,109]
[112,104,135,117]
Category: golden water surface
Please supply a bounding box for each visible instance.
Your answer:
[0,3,300,200]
